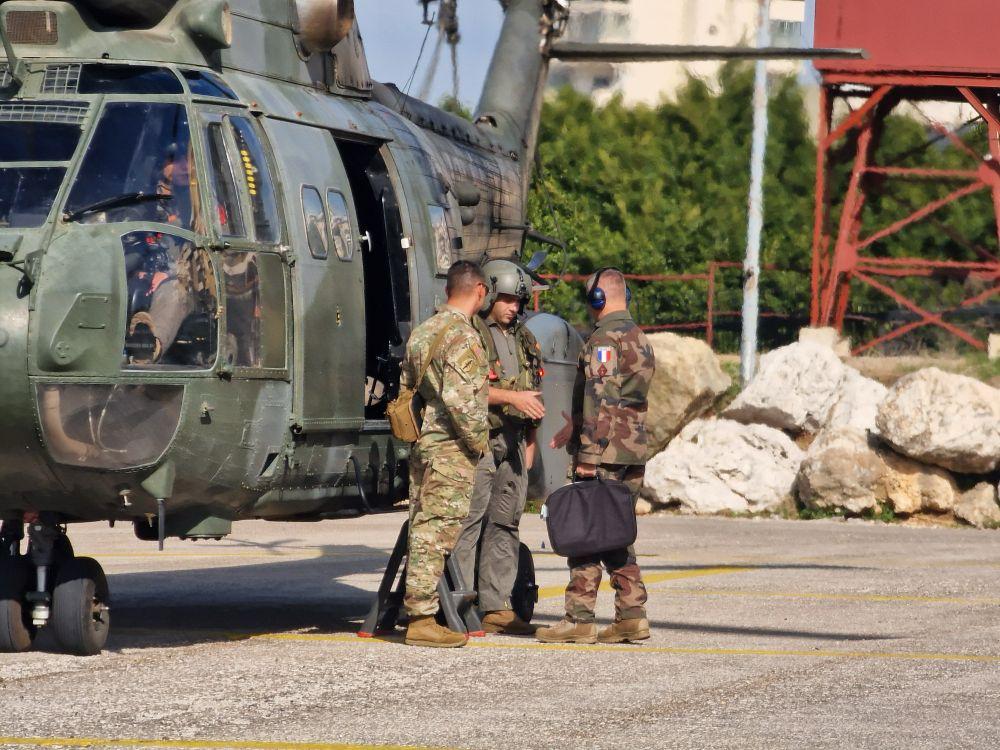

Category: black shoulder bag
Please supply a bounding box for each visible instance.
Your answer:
[543,477,638,558]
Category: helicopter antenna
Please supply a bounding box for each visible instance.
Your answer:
[0,11,26,94]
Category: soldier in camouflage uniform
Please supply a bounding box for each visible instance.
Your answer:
[401,261,490,648]
[537,267,655,645]
[453,259,546,636]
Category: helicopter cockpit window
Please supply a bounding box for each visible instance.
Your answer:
[121,230,218,370]
[223,252,262,368]
[182,70,239,101]
[76,65,184,95]
[36,383,184,470]
[228,117,281,244]
[302,186,328,260]
[205,122,246,238]
[0,114,83,228]
[64,102,201,231]
[327,190,354,260]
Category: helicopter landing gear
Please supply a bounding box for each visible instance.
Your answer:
[0,520,34,653]
[0,515,110,655]
[51,557,110,656]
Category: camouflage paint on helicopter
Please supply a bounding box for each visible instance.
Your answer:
[0,0,579,654]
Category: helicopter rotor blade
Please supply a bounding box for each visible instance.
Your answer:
[549,42,866,63]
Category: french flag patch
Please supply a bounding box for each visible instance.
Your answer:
[595,347,613,364]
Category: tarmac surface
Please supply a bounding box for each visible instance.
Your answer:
[2,512,1000,750]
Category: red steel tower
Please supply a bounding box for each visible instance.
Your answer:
[812,0,1000,353]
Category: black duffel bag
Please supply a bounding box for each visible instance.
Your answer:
[543,477,638,558]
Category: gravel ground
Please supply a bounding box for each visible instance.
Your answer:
[2,513,1000,750]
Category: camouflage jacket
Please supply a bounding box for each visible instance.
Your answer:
[571,310,655,466]
[400,306,490,460]
[472,314,544,431]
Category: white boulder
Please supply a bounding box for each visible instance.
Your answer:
[826,368,888,436]
[723,342,846,433]
[876,368,1000,474]
[796,427,886,515]
[644,418,804,514]
[645,332,732,454]
[954,483,1000,529]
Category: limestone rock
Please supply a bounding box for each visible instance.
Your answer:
[879,450,959,515]
[954,483,1000,529]
[826,368,888,436]
[723,342,846,433]
[645,332,732,454]
[876,368,1000,474]
[796,427,886,515]
[799,326,851,358]
[644,418,804,514]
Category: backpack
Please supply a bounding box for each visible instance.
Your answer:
[386,323,455,443]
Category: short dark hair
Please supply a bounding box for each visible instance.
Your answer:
[446,260,485,297]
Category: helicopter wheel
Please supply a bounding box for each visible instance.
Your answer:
[51,557,110,656]
[510,543,538,624]
[0,556,36,653]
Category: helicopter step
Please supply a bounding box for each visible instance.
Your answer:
[0,516,110,655]
[358,520,485,638]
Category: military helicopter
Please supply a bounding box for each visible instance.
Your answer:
[0,0,860,655]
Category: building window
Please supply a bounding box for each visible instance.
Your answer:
[770,20,803,48]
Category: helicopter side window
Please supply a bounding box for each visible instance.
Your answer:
[228,117,281,244]
[64,102,201,231]
[0,116,83,228]
[327,190,354,261]
[204,122,246,238]
[301,186,328,260]
[121,230,218,370]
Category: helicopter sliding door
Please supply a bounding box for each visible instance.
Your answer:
[336,140,411,421]
[262,119,365,432]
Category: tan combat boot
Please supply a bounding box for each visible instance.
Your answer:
[481,610,536,635]
[597,618,650,644]
[404,615,468,648]
[535,618,597,644]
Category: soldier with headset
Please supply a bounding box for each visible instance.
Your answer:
[538,266,654,645]
[452,259,546,636]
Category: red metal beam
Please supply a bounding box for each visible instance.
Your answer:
[856,180,989,251]
[853,271,987,349]
[823,85,893,148]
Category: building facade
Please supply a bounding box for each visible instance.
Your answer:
[548,0,811,106]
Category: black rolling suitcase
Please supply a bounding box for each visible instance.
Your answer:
[543,477,637,558]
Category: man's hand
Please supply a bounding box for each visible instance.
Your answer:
[549,411,573,449]
[574,462,597,478]
[506,390,545,420]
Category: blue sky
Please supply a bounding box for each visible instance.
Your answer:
[355,1,504,109]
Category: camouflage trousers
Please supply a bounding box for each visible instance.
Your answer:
[404,448,477,617]
[565,464,648,624]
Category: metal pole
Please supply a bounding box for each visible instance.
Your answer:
[740,0,771,386]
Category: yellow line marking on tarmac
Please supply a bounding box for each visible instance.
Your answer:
[79,550,382,560]
[661,587,1000,606]
[0,738,452,750]
[228,632,1000,664]
[535,565,751,600]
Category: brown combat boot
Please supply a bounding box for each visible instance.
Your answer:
[481,609,536,635]
[404,615,468,648]
[535,618,597,644]
[598,617,650,644]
